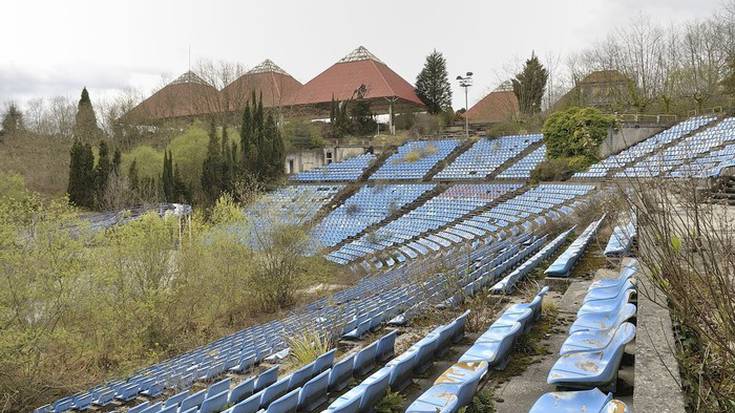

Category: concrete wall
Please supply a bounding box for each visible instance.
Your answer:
[284,145,367,174]
[598,125,664,159]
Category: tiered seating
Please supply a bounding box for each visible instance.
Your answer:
[574,115,716,178]
[325,312,468,413]
[670,142,735,178]
[545,261,638,392]
[313,184,435,248]
[489,227,574,294]
[289,153,375,182]
[435,134,543,180]
[545,216,605,278]
[406,288,549,413]
[496,144,546,179]
[370,139,459,180]
[604,215,637,257]
[325,184,519,264]
[618,117,735,178]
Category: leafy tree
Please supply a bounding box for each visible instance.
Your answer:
[415,50,452,114]
[722,56,735,97]
[350,86,377,136]
[541,106,617,164]
[512,53,548,115]
[72,87,103,142]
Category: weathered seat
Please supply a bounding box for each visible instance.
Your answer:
[353,341,378,376]
[405,361,488,413]
[570,303,637,334]
[584,280,635,303]
[297,368,330,412]
[260,377,290,408]
[548,323,636,389]
[375,331,397,362]
[179,390,206,413]
[561,322,634,355]
[328,354,355,392]
[199,391,229,413]
[312,349,336,377]
[577,289,635,317]
[228,377,255,405]
[529,388,630,413]
[458,322,522,369]
[255,366,279,392]
[387,350,418,391]
[266,388,299,413]
[207,378,231,398]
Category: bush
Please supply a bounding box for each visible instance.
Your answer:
[541,106,616,163]
[530,155,591,182]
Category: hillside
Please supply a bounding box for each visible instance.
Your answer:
[0,134,72,196]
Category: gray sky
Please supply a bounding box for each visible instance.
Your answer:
[0,0,724,110]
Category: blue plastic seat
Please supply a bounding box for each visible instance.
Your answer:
[561,322,634,355]
[548,323,636,389]
[411,333,440,374]
[287,364,313,391]
[266,388,299,413]
[353,341,378,376]
[577,289,635,316]
[584,280,635,303]
[207,378,231,398]
[312,349,336,377]
[589,263,637,290]
[376,331,397,362]
[529,388,630,413]
[229,392,261,413]
[506,286,549,321]
[228,377,255,404]
[298,368,331,412]
[230,354,256,373]
[93,390,116,407]
[387,350,418,391]
[405,361,488,413]
[458,322,522,369]
[255,366,279,392]
[137,402,160,413]
[199,391,229,413]
[164,390,189,407]
[328,354,355,392]
[496,306,533,333]
[570,303,637,334]
[128,401,150,413]
[260,377,290,408]
[358,366,392,412]
[179,390,206,412]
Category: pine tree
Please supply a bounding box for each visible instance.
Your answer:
[415,50,452,114]
[269,114,286,178]
[1,103,24,139]
[162,150,175,202]
[94,141,112,206]
[68,140,96,208]
[511,53,548,115]
[73,87,103,142]
[201,118,223,203]
[240,103,256,174]
[112,148,122,174]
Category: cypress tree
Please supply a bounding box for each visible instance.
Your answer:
[95,141,112,206]
[67,140,85,206]
[162,150,175,202]
[269,114,286,178]
[415,50,452,114]
[201,118,223,203]
[73,87,103,142]
[511,52,548,115]
[112,148,122,174]
[128,159,139,192]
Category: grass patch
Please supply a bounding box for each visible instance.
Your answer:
[375,390,405,413]
[285,330,333,367]
[460,387,496,413]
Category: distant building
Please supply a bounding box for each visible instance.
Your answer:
[123,72,220,123]
[464,81,519,125]
[220,59,302,114]
[553,70,631,112]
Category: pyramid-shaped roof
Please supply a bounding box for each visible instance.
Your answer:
[465,81,519,124]
[124,71,220,122]
[284,46,424,113]
[221,59,302,112]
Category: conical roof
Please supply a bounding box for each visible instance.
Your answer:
[124,71,220,122]
[284,46,424,113]
[465,80,519,124]
[221,59,302,111]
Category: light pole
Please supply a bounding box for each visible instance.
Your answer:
[456,72,473,139]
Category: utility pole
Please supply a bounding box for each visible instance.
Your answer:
[456,72,473,139]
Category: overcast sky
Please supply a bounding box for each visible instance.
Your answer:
[0,0,725,109]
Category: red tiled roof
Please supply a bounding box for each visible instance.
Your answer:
[465,90,519,124]
[124,71,220,121]
[284,47,424,109]
[221,60,303,111]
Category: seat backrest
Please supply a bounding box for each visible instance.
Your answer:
[266,388,300,413]
[287,364,313,390]
[128,401,150,413]
[199,391,229,413]
[231,392,262,413]
[179,390,206,412]
[138,402,161,413]
[229,377,255,405]
[313,349,336,376]
[255,366,279,392]
[260,377,290,408]
[207,378,231,398]
[603,323,636,359]
[376,331,397,358]
[359,367,392,412]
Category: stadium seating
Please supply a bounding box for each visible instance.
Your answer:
[313,183,435,248]
[670,141,735,178]
[290,153,375,182]
[575,115,716,178]
[435,134,543,180]
[496,144,546,179]
[618,117,735,178]
[547,262,638,390]
[545,216,605,277]
[604,216,637,257]
[529,388,630,413]
[370,139,459,180]
[407,287,548,413]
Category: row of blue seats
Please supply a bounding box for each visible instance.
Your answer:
[370,139,460,180]
[604,216,637,258]
[496,145,546,179]
[325,312,469,413]
[531,261,639,412]
[545,216,606,278]
[407,287,549,413]
[671,142,735,177]
[435,134,543,180]
[490,227,575,294]
[290,154,376,182]
[574,115,716,178]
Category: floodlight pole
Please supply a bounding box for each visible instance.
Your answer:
[457,72,473,139]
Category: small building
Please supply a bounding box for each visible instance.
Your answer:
[220,59,303,113]
[553,70,631,112]
[465,81,519,125]
[285,146,367,175]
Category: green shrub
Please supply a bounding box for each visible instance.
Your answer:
[530,158,574,182]
[541,106,616,163]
